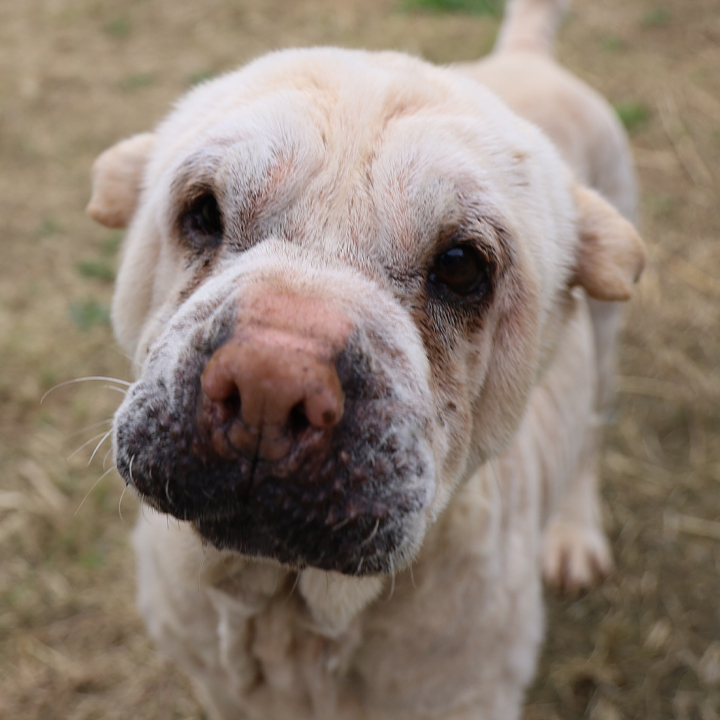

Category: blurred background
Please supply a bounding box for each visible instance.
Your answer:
[0,0,718,717]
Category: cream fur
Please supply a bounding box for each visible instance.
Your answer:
[88,0,645,717]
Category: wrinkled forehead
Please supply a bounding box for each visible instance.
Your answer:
[148,49,571,268]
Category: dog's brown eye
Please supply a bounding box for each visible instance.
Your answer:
[428,244,490,297]
[181,193,223,249]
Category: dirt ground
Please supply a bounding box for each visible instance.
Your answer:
[0,0,718,718]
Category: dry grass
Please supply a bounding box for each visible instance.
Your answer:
[0,0,718,718]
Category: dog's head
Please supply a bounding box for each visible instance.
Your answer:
[89,49,644,576]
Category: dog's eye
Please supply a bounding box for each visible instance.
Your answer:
[428,244,490,297]
[181,193,223,249]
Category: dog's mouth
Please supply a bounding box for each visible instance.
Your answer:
[191,487,411,576]
[114,328,435,575]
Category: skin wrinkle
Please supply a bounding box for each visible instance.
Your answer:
[224,154,297,250]
[179,252,222,303]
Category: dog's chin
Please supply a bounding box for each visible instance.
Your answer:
[130,475,424,576]
[191,504,417,576]
[120,417,433,576]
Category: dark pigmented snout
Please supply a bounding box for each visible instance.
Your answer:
[113,288,433,573]
[201,328,345,461]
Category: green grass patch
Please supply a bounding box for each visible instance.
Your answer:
[40,369,58,389]
[79,547,105,570]
[401,0,503,16]
[188,68,216,87]
[615,101,651,132]
[120,72,154,91]
[601,34,626,52]
[646,194,678,216]
[105,17,131,38]
[69,300,111,331]
[36,410,56,427]
[36,218,62,239]
[101,232,123,257]
[641,7,671,28]
[77,260,115,283]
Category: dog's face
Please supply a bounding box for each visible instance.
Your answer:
[89,49,643,576]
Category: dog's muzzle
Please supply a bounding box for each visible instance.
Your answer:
[113,293,434,575]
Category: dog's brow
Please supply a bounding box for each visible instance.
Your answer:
[170,152,222,201]
[467,215,512,271]
[432,208,512,270]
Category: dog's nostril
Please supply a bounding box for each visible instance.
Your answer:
[224,388,241,419]
[288,401,311,435]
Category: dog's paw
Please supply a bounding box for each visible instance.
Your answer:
[541,521,613,593]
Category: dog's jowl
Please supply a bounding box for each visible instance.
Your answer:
[88,0,644,718]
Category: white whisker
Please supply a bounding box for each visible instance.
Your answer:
[68,431,113,462]
[88,429,113,465]
[107,346,134,363]
[41,376,131,403]
[283,571,301,606]
[118,485,128,523]
[101,384,127,396]
[103,447,113,470]
[65,418,113,440]
[75,466,116,516]
[386,556,396,601]
[360,519,380,548]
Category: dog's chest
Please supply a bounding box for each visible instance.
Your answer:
[186,467,543,720]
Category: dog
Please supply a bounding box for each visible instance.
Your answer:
[86,0,644,717]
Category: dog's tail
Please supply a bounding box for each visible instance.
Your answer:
[493,0,569,56]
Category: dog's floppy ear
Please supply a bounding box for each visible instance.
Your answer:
[573,185,645,302]
[87,133,156,228]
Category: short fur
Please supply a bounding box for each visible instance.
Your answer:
[88,0,645,717]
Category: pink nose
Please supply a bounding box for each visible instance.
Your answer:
[201,328,344,461]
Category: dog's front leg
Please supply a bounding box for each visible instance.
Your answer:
[541,414,613,591]
[537,297,614,591]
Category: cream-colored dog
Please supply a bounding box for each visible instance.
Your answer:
[87,0,644,717]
